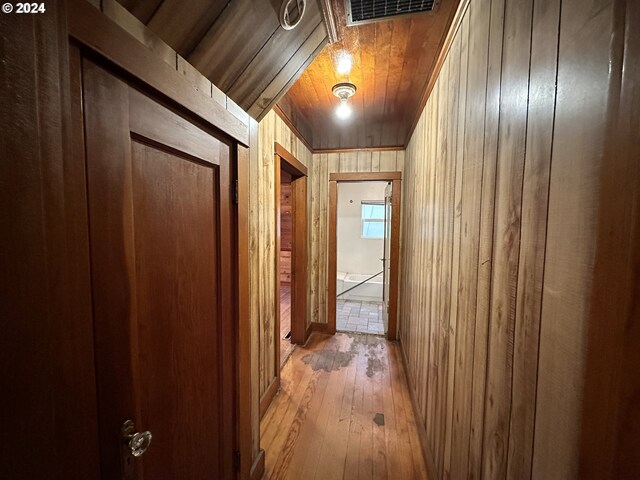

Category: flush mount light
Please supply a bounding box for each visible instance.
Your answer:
[332,82,356,120]
[332,82,357,100]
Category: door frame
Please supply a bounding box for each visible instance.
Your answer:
[261,143,307,416]
[274,143,308,352]
[327,172,402,341]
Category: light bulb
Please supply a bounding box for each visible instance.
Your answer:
[336,51,353,76]
[336,100,352,120]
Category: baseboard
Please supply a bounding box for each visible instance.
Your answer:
[398,340,439,480]
[250,448,265,480]
[259,376,279,419]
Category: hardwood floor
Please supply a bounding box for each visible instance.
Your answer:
[261,332,429,479]
[280,285,295,366]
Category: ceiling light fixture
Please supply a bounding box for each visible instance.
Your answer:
[332,82,356,120]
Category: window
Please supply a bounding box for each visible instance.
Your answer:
[361,201,385,239]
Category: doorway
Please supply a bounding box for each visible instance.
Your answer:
[328,172,401,341]
[335,181,388,335]
[275,143,308,363]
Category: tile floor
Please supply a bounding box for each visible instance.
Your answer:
[336,299,385,335]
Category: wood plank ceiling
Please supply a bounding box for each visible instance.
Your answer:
[116,0,329,121]
[277,0,462,150]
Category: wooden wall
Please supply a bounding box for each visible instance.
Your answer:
[0,3,100,477]
[253,110,312,401]
[113,0,328,121]
[94,0,251,126]
[308,150,404,328]
[399,0,640,479]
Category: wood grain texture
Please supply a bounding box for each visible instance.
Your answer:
[82,59,235,479]
[114,0,328,121]
[261,333,428,479]
[254,112,313,402]
[399,0,640,479]
[308,151,405,333]
[69,0,249,146]
[279,0,463,150]
[577,1,640,478]
[0,6,100,478]
[532,0,624,477]
[238,118,262,479]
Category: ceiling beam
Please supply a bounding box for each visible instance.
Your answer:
[318,0,340,44]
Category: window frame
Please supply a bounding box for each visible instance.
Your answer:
[360,200,385,239]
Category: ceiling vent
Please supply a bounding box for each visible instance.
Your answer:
[345,0,440,25]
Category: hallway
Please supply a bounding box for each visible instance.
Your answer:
[261,333,428,479]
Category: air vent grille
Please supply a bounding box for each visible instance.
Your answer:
[346,0,438,25]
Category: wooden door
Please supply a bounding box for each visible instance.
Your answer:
[82,59,235,480]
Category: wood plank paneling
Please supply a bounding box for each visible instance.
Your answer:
[507,0,558,476]
[146,0,228,56]
[481,0,533,476]
[531,0,620,477]
[254,111,312,401]
[116,0,328,121]
[577,2,640,477]
[307,150,404,332]
[0,6,100,478]
[76,0,250,145]
[280,0,463,150]
[398,0,640,478]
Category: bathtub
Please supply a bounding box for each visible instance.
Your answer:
[336,271,383,302]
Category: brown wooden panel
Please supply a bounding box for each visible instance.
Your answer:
[227,1,323,106]
[249,24,328,121]
[188,0,280,91]
[131,141,221,478]
[506,0,558,477]
[280,251,292,283]
[83,58,234,479]
[397,0,640,478]
[281,183,293,251]
[146,0,229,56]
[276,142,308,176]
[0,5,100,478]
[118,0,163,24]
[578,2,640,477]
[532,0,623,477]
[68,0,249,146]
[129,87,222,165]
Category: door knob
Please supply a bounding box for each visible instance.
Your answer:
[121,420,152,457]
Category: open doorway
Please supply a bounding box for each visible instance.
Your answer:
[278,169,295,364]
[335,181,388,335]
[328,172,401,340]
[274,144,308,369]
